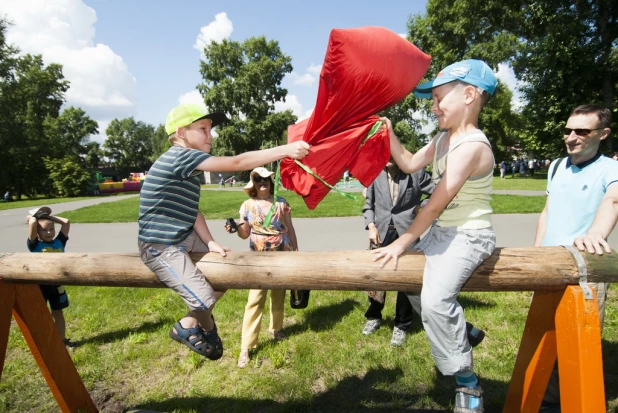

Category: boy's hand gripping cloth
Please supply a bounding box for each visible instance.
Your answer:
[280,26,431,209]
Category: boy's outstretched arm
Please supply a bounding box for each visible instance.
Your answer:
[48,215,70,237]
[196,141,310,173]
[372,141,489,269]
[194,211,230,257]
[380,117,435,174]
[27,216,38,242]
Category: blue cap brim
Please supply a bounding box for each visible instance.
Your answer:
[413,77,457,99]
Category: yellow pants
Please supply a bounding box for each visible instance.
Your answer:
[241,289,285,350]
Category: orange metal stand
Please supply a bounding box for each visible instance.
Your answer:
[0,280,98,412]
[504,286,605,412]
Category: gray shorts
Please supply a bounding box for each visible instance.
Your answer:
[410,225,496,375]
[138,231,217,311]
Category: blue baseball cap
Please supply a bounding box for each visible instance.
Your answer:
[413,59,497,99]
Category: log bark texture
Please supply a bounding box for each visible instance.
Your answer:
[0,247,616,292]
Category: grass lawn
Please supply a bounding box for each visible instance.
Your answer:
[2,286,617,412]
[0,196,94,211]
[491,174,548,191]
[59,191,545,223]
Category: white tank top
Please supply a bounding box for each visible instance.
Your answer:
[431,130,493,229]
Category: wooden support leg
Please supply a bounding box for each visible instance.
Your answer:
[0,280,16,381]
[11,283,98,413]
[503,290,562,412]
[555,285,605,413]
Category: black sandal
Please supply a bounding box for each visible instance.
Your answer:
[169,321,223,360]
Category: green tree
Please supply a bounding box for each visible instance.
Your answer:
[406,0,522,159]
[407,0,618,156]
[44,156,90,197]
[512,0,618,154]
[150,124,170,161]
[44,106,99,162]
[84,141,103,170]
[103,117,155,177]
[197,36,296,157]
[0,53,68,198]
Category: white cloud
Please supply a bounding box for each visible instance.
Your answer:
[496,63,525,109]
[290,72,316,86]
[275,94,303,118]
[399,33,407,39]
[194,12,233,52]
[0,0,137,133]
[178,90,206,108]
[307,64,322,75]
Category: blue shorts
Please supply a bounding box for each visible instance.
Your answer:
[39,284,69,311]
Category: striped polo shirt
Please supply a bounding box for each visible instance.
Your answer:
[138,146,210,244]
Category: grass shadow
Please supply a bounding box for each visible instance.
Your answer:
[132,367,458,413]
[603,338,618,401]
[283,297,358,336]
[74,319,168,346]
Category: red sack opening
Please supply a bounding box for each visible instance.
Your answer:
[280,26,431,209]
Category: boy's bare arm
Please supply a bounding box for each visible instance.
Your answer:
[533,198,550,247]
[48,215,70,236]
[373,142,488,269]
[381,117,435,174]
[27,216,38,241]
[196,141,309,172]
[194,211,230,256]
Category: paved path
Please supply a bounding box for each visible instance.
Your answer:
[0,194,615,253]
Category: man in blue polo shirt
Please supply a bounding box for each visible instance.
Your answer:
[534,104,618,410]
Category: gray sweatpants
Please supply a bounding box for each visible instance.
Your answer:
[138,231,217,312]
[407,225,495,376]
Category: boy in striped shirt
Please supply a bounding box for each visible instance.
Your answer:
[138,104,309,360]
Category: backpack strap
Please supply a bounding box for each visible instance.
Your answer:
[550,157,565,183]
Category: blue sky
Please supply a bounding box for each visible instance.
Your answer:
[1,0,518,142]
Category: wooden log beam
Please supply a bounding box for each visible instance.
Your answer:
[0,247,616,291]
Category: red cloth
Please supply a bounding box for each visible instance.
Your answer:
[280,26,431,209]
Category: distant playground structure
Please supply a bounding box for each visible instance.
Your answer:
[87,171,145,195]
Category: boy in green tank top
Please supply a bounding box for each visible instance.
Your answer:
[373,59,497,412]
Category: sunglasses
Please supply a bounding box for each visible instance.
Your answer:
[563,127,604,137]
[253,176,271,183]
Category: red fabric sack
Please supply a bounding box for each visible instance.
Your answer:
[280,26,431,209]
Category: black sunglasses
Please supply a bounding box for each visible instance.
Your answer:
[253,176,271,183]
[563,127,604,137]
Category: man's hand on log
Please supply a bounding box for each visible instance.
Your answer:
[371,240,406,270]
[574,233,612,255]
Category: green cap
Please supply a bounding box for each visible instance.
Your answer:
[165,103,228,135]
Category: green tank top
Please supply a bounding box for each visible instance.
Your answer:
[432,130,493,229]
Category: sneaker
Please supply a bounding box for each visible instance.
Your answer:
[269,330,287,341]
[390,326,406,346]
[466,322,486,347]
[362,319,382,335]
[454,384,483,412]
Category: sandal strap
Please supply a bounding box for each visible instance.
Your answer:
[455,385,483,397]
[173,322,204,340]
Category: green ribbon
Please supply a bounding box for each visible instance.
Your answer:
[294,159,356,201]
[263,161,281,228]
[263,120,383,220]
